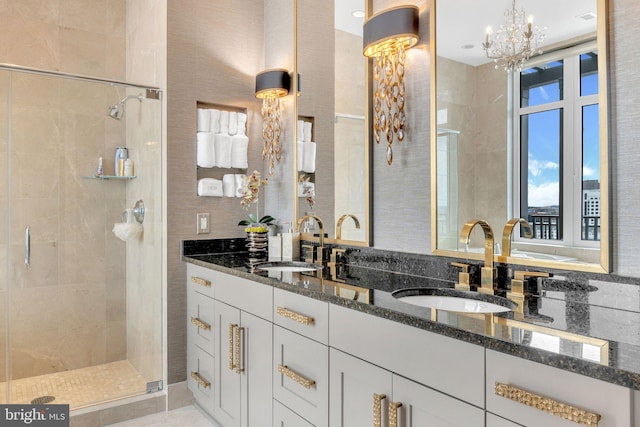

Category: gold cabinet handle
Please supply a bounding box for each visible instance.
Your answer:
[276,306,315,325]
[190,371,210,389]
[228,324,237,371]
[495,382,601,426]
[235,326,244,373]
[389,401,402,427]
[278,365,316,389]
[191,276,211,287]
[190,316,211,331]
[373,393,386,427]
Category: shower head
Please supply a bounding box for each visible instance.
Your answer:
[108,93,144,120]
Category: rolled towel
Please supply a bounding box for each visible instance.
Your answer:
[231,135,249,168]
[234,174,247,197]
[302,141,316,173]
[219,110,230,134]
[297,141,304,171]
[196,132,215,168]
[197,178,223,197]
[214,133,232,168]
[297,120,304,140]
[228,112,238,135]
[303,121,312,142]
[237,113,247,136]
[222,174,236,197]
[209,109,221,133]
[197,108,210,132]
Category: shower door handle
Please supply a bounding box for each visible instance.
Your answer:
[25,226,31,268]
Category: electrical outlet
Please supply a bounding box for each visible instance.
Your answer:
[197,213,210,234]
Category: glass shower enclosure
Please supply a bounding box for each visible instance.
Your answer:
[0,65,163,410]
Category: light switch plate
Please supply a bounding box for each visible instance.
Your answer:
[197,213,210,234]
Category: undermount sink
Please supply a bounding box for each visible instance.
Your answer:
[391,288,517,314]
[254,261,323,273]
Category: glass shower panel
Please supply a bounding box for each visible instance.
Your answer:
[436,129,460,251]
[4,69,163,409]
[0,70,8,399]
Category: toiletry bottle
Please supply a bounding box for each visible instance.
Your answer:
[97,157,103,176]
[124,158,134,177]
[115,147,128,176]
[281,222,300,261]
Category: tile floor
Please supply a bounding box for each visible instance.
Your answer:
[106,405,214,427]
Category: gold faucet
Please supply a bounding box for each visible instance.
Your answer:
[498,218,533,263]
[460,219,496,295]
[296,214,325,265]
[336,214,361,240]
[508,270,549,318]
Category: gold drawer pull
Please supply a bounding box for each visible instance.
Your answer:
[389,401,402,427]
[190,316,211,331]
[277,306,315,325]
[278,365,316,389]
[228,324,237,371]
[235,326,244,373]
[373,393,386,427]
[191,276,211,287]
[495,382,601,426]
[190,371,210,389]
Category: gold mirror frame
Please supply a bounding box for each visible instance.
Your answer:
[429,0,610,273]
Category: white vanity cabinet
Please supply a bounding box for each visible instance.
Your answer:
[329,348,484,426]
[486,349,633,426]
[486,413,522,427]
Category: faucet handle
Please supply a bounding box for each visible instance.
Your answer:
[301,244,315,264]
[451,262,475,291]
[508,271,549,316]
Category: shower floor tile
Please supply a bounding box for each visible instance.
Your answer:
[0,360,147,409]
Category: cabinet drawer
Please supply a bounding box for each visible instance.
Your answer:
[273,326,328,427]
[212,270,273,321]
[274,288,328,344]
[273,400,315,427]
[187,343,214,413]
[329,304,484,407]
[486,350,632,427]
[187,289,215,356]
[187,263,215,299]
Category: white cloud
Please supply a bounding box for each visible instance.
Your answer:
[528,181,559,207]
[528,156,559,177]
[583,165,596,178]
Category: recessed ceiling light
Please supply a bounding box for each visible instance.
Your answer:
[352,10,365,18]
[461,44,475,50]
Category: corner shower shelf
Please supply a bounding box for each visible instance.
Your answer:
[83,175,137,180]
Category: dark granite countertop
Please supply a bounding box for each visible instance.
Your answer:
[183,249,640,391]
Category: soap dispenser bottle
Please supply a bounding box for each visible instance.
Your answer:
[281,222,300,261]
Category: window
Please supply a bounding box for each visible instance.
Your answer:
[514,43,599,247]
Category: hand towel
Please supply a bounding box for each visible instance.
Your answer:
[209,109,221,133]
[196,132,215,168]
[297,141,304,171]
[197,108,210,132]
[297,120,304,140]
[219,110,230,134]
[234,174,247,198]
[302,141,316,173]
[231,135,249,168]
[303,121,312,142]
[197,178,223,197]
[222,174,236,197]
[214,133,232,168]
[228,112,238,135]
[237,113,247,136]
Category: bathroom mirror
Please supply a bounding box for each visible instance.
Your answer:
[295,0,370,245]
[430,0,610,273]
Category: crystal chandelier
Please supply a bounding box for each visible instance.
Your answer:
[482,0,545,72]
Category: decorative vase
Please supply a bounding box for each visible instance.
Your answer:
[245,224,268,266]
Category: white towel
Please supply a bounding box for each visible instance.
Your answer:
[303,121,312,142]
[231,135,249,168]
[234,174,247,197]
[209,109,221,133]
[229,112,238,135]
[219,110,230,134]
[237,113,247,136]
[297,120,304,140]
[214,133,232,168]
[197,178,223,197]
[297,141,304,171]
[222,174,236,197]
[302,141,316,173]
[196,132,215,168]
[197,108,210,132]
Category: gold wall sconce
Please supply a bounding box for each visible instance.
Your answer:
[255,69,291,175]
[363,5,419,165]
